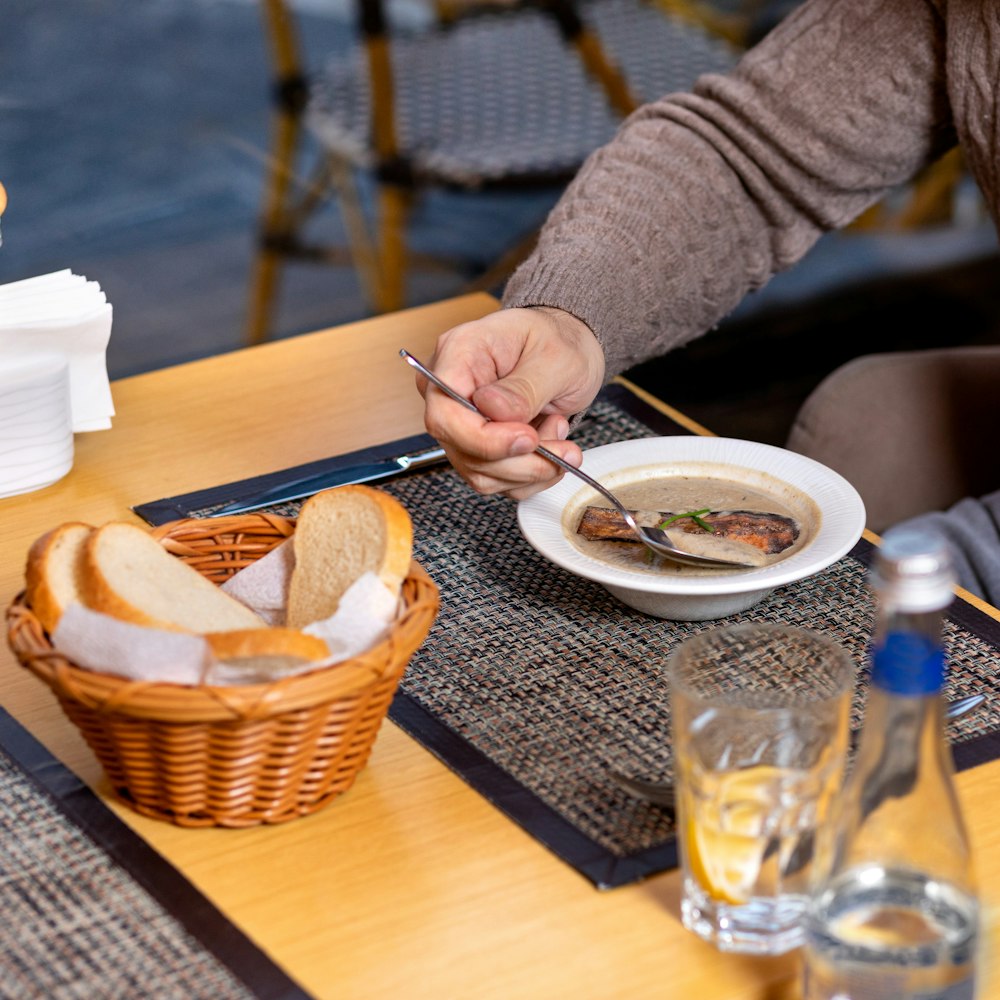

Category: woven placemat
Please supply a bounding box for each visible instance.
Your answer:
[133,384,1000,889]
[0,707,311,1000]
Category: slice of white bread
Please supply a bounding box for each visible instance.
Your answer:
[25,521,94,634]
[286,484,413,629]
[82,521,266,633]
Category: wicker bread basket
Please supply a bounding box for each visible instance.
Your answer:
[6,513,439,828]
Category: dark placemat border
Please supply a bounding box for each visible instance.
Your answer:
[0,707,313,1000]
[388,693,678,889]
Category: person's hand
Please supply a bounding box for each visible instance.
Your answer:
[417,306,605,499]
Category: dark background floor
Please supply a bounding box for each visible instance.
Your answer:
[4,0,1000,447]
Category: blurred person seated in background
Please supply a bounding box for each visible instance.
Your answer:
[412,0,1000,606]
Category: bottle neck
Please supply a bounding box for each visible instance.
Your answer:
[854,604,955,826]
[844,663,973,886]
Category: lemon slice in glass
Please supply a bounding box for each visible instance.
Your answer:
[686,764,787,905]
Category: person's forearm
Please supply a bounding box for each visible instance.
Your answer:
[505,0,953,377]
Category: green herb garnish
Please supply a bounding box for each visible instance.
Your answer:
[656,508,715,533]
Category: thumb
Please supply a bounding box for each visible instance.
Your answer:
[472,360,581,425]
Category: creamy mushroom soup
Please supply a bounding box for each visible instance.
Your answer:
[562,465,821,576]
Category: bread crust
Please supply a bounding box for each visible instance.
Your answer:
[205,627,329,662]
[365,486,414,595]
[25,521,93,634]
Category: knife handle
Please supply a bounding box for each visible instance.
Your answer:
[399,445,448,470]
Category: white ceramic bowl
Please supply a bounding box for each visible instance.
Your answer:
[517,436,866,621]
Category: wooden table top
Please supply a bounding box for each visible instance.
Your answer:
[1,293,997,1000]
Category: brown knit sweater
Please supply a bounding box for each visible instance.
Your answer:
[503,0,998,379]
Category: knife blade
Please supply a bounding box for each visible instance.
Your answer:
[209,444,448,516]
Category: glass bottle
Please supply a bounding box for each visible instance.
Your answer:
[803,524,979,999]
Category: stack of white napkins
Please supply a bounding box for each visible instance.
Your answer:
[0,269,114,431]
[0,354,74,500]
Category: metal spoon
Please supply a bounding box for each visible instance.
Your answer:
[610,692,987,810]
[400,349,755,570]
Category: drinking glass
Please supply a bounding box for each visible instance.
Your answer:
[670,623,855,955]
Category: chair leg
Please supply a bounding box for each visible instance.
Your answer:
[850,147,967,232]
[247,101,302,345]
[372,184,411,314]
[894,147,966,229]
[326,158,383,312]
[247,249,285,346]
[570,29,639,116]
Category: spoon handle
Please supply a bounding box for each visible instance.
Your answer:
[401,350,481,415]
[400,349,628,510]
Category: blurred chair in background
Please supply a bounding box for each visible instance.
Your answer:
[786,346,1000,533]
[247,0,738,343]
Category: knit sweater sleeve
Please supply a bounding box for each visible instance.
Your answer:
[503,0,955,378]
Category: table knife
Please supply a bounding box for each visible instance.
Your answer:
[210,444,448,516]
